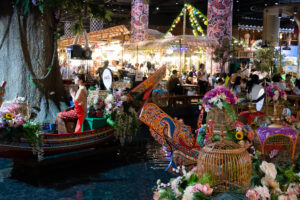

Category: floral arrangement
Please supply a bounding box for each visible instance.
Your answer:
[203,87,238,111]
[153,166,214,200]
[225,121,254,148]
[0,106,26,143]
[266,85,287,102]
[249,152,300,200]
[202,87,238,120]
[104,89,139,145]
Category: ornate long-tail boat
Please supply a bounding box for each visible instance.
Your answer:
[0,66,167,160]
[139,103,201,170]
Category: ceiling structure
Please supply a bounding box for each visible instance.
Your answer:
[59,0,300,36]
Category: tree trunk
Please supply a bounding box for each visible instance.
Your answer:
[0,1,68,123]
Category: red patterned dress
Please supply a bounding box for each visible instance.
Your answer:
[57,86,87,133]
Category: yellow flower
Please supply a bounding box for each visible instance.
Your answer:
[235,131,244,140]
[4,112,14,120]
[250,121,258,129]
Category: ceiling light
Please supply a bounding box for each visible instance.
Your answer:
[294,7,297,15]
[275,1,278,5]
[156,7,159,10]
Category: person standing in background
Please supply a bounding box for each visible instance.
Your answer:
[197,64,208,95]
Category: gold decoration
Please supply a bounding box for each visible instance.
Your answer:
[197,140,252,193]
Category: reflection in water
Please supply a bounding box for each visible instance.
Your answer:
[0,126,175,200]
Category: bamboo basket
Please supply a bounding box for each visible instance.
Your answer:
[197,140,252,193]
[206,107,236,134]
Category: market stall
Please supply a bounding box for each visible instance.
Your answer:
[124,35,218,73]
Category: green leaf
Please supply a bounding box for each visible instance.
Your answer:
[187,174,198,185]
[222,101,236,121]
[38,4,44,13]
[193,192,210,200]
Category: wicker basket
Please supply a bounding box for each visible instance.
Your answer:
[197,140,252,193]
[206,107,236,134]
[263,134,295,164]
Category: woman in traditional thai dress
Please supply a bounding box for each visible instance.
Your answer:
[56,74,87,133]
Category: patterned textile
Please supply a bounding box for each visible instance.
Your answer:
[90,18,104,32]
[256,126,298,144]
[207,0,233,44]
[64,22,74,38]
[131,0,149,42]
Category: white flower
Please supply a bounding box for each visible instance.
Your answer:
[182,186,194,200]
[260,161,277,180]
[216,101,223,109]
[171,176,182,197]
[254,186,270,200]
[105,94,114,104]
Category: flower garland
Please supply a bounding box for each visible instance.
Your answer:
[104,89,139,145]
[202,87,238,121]
[266,85,287,101]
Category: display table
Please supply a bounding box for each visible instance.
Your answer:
[82,117,108,131]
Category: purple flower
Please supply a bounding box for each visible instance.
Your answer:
[0,120,5,129]
[55,10,60,19]
[32,0,37,6]
[116,101,123,107]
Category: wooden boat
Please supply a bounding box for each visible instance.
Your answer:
[0,126,115,159]
[139,103,201,170]
[0,66,167,160]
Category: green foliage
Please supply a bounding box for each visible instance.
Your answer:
[276,165,300,191]
[193,192,211,200]
[22,121,42,147]
[250,151,264,187]
[213,39,240,71]
[159,188,177,200]
[254,46,292,77]
[222,101,236,121]
[198,173,214,185]
[16,0,113,34]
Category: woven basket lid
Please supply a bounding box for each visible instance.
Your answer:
[200,140,246,154]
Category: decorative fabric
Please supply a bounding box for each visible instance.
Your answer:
[207,0,233,44]
[256,126,298,144]
[64,21,74,38]
[90,18,104,32]
[131,0,149,42]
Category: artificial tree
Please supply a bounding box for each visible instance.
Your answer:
[0,0,111,123]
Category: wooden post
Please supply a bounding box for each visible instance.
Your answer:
[121,33,124,64]
[179,39,182,72]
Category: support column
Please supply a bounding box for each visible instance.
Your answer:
[262,9,280,46]
[131,0,149,42]
[207,0,233,73]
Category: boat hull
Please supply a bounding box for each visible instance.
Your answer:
[0,126,115,158]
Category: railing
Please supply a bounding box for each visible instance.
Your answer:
[149,94,204,108]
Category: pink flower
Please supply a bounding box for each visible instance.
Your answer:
[278,195,288,200]
[153,191,159,200]
[254,186,270,200]
[200,184,213,196]
[192,184,202,193]
[247,130,254,141]
[191,166,197,173]
[234,121,244,128]
[246,189,259,200]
